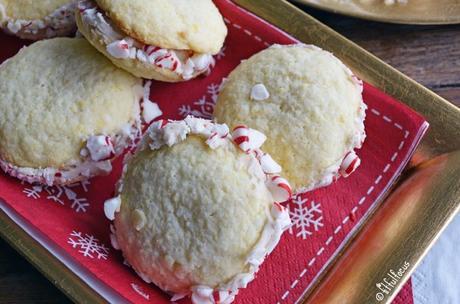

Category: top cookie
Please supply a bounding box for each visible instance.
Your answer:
[0,0,70,20]
[94,0,227,54]
[214,44,366,191]
[0,38,141,170]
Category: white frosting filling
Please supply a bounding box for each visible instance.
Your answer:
[0,1,77,38]
[78,1,216,80]
[105,116,292,304]
[250,83,270,101]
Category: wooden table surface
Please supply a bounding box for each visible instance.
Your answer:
[1,5,459,304]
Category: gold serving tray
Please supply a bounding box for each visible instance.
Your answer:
[1,0,459,303]
[293,0,460,25]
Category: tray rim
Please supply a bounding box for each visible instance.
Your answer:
[292,0,460,25]
[0,0,459,303]
[0,205,106,303]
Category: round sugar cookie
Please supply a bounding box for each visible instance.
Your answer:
[104,117,291,303]
[95,0,227,54]
[0,37,144,185]
[76,0,222,82]
[0,0,77,40]
[214,44,367,192]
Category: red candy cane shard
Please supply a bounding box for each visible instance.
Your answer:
[232,125,251,152]
[86,135,115,162]
[339,151,361,178]
[274,202,286,212]
[268,175,292,203]
[232,125,267,153]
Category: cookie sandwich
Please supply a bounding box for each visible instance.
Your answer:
[76,0,228,82]
[104,116,292,303]
[0,0,78,40]
[0,38,162,185]
[215,44,367,192]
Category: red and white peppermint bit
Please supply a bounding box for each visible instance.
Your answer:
[273,202,287,213]
[205,123,229,150]
[106,40,131,59]
[155,53,181,72]
[205,132,225,150]
[86,135,115,161]
[232,125,250,150]
[218,290,236,304]
[143,45,181,72]
[339,150,361,178]
[232,125,267,153]
[267,175,292,203]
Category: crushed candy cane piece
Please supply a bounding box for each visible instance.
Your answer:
[250,83,270,101]
[191,54,213,71]
[232,125,266,153]
[106,40,131,59]
[271,203,291,230]
[104,195,121,220]
[142,81,162,123]
[191,286,214,304]
[267,175,292,203]
[163,121,189,146]
[247,128,267,150]
[86,135,115,161]
[206,132,226,150]
[232,125,250,152]
[258,152,282,174]
[339,150,361,177]
[219,290,236,304]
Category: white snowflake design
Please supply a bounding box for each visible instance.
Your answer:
[178,81,225,119]
[131,283,150,300]
[22,181,91,213]
[68,231,109,260]
[288,195,324,239]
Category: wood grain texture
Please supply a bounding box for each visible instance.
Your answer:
[0,238,71,303]
[0,6,459,303]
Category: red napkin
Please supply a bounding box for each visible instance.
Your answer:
[0,0,428,303]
